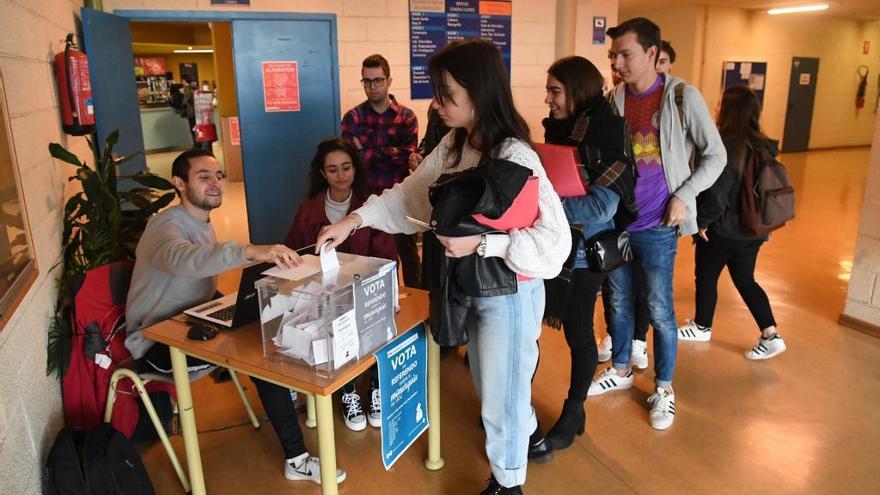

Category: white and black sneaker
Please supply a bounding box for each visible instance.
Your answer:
[284,454,346,484]
[678,320,712,342]
[587,367,634,396]
[630,339,649,370]
[745,333,787,360]
[368,386,382,428]
[647,387,675,430]
[340,391,366,431]
[597,335,612,363]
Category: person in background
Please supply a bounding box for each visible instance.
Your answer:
[125,149,346,486]
[283,138,397,432]
[181,75,196,145]
[317,39,570,495]
[541,56,637,450]
[590,17,725,431]
[657,40,677,75]
[341,54,421,288]
[677,86,787,360]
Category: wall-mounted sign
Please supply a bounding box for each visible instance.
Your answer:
[722,61,768,105]
[799,73,811,86]
[211,0,250,5]
[864,40,871,55]
[409,0,512,99]
[593,16,606,45]
[228,117,240,146]
[262,61,300,112]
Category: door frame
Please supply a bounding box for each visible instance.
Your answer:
[114,10,341,124]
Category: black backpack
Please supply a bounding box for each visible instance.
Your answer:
[47,424,155,495]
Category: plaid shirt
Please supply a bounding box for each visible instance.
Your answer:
[341,95,418,192]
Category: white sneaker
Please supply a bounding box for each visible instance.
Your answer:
[340,391,366,431]
[368,387,382,428]
[647,387,676,430]
[745,334,787,360]
[284,454,346,484]
[678,320,712,342]
[597,335,612,362]
[630,339,648,370]
[587,367,633,396]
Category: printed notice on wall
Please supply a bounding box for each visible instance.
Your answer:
[592,16,606,45]
[409,0,512,99]
[228,117,240,146]
[262,61,301,112]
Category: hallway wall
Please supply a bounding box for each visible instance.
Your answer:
[0,0,90,492]
[618,6,880,150]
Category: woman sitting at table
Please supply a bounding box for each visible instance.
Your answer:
[283,137,397,432]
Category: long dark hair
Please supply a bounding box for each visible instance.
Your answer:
[547,56,605,116]
[717,86,771,167]
[428,39,532,165]
[307,138,369,198]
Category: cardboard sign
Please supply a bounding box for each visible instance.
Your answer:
[262,61,301,112]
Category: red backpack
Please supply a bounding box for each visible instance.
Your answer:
[61,261,173,437]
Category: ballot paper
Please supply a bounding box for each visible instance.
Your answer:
[319,242,340,272]
[263,255,322,281]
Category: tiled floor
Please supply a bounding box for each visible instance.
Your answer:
[137,147,880,494]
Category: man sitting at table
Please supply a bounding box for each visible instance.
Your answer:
[124,148,346,485]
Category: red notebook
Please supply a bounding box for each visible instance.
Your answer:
[472,176,539,231]
[534,143,589,197]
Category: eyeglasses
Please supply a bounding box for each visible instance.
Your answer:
[360,77,387,88]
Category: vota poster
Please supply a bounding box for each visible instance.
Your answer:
[410,0,512,99]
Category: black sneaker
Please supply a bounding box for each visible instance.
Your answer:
[480,475,524,495]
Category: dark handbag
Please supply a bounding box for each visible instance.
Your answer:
[542,225,584,329]
[584,229,632,273]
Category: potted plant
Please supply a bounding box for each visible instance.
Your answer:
[46,131,175,378]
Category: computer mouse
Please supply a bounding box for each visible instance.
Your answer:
[187,323,219,341]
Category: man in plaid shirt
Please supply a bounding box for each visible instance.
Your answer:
[342,54,421,287]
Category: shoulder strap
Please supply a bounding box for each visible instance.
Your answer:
[674,83,686,129]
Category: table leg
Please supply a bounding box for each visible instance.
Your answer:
[315,393,338,495]
[170,346,206,495]
[424,326,445,470]
[306,392,317,428]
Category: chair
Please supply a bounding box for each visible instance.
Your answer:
[104,366,260,493]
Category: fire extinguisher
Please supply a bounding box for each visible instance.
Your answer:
[54,34,95,136]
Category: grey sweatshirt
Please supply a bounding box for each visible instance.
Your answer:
[125,205,248,359]
[609,74,726,236]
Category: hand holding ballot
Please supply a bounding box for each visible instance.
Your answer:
[315,213,362,253]
[244,243,303,269]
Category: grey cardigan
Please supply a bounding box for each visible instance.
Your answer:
[609,74,726,236]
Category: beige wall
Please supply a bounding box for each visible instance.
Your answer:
[574,0,620,87]
[617,6,880,150]
[0,1,92,492]
[843,109,880,325]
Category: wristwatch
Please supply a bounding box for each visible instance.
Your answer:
[476,235,488,257]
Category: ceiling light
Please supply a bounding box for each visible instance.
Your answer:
[768,3,829,15]
[173,49,214,53]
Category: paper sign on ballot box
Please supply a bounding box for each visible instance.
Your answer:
[374,322,429,470]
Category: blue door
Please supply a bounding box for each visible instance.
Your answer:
[80,8,147,175]
[232,19,341,244]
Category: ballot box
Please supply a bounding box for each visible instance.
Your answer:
[256,252,398,376]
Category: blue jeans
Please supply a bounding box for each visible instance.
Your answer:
[466,278,544,488]
[607,226,678,388]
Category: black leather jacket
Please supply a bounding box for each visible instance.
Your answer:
[424,159,533,345]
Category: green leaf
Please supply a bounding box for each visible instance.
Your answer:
[106,130,119,148]
[48,143,82,166]
[130,172,175,190]
[113,150,144,166]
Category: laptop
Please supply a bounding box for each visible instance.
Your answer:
[183,262,272,328]
[534,143,589,197]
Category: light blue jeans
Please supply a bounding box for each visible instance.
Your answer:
[465,278,544,488]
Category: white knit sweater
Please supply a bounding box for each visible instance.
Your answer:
[355,133,571,280]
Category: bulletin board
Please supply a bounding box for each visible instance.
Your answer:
[722,61,767,105]
[409,0,512,99]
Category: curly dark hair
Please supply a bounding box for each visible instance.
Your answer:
[307,138,369,199]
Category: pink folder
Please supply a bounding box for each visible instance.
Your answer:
[472,176,539,231]
[534,143,589,197]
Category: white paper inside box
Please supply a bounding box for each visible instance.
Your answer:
[256,252,398,377]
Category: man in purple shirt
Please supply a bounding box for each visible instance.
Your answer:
[341,54,421,288]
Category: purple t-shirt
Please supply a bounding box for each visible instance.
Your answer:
[625,76,670,232]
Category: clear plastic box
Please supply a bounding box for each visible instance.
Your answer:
[255,252,398,377]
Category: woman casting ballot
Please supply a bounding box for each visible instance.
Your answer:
[316,39,570,495]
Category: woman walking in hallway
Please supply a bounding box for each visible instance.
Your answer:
[677,85,786,360]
